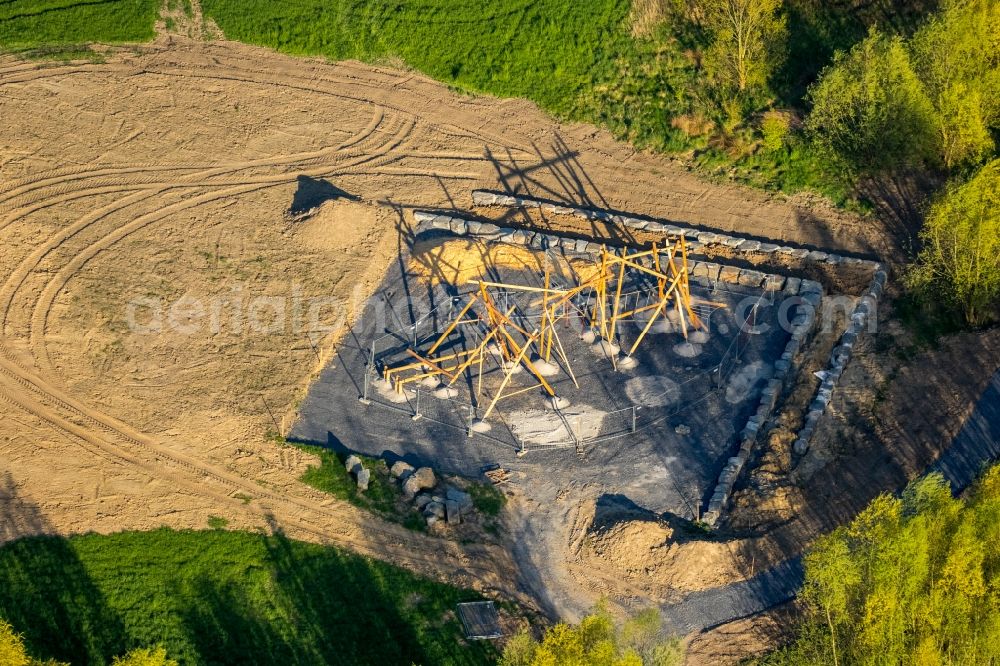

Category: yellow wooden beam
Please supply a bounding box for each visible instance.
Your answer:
[481,329,543,420]
[426,295,479,356]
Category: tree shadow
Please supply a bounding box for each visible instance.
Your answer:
[484,136,611,211]
[791,203,895,262]
[0,471,50,542]
[179,528,491,665]
[288,175,358,215]
[857,170,940,255]
[0,475,127,664]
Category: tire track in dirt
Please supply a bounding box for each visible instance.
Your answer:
[0,106,388,212]
[0,184,161,233]
[0,166,200,208]
[144,62,536,157]
[0,108,402,329]
[1,49,537,159]
[0,105,381,195]
[26,115,423,370]
[0,63,139,87]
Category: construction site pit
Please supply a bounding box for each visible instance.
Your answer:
[290,223,812,521]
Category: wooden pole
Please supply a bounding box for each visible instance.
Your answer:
[426,295,478,356]
[481,329,542,420]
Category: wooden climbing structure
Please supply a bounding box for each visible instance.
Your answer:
[381,236,721,421]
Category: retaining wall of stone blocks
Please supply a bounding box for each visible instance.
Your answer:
[701,279,823,526]
[701,266,887,525]
[411,210,791,293]
[470,190,876,273]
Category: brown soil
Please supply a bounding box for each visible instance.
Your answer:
[577,515,745,600]
[685,603,799,665]
[561,499,762,612]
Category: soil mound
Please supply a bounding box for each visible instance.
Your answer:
[588,518,674,577]
[582,514,745,594]
[294,199,383,253]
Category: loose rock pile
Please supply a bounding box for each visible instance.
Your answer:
[389,459,475,527]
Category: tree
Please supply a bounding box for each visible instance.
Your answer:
[909,159,1000,325]
[111,647,178,666]
[763,468,1000,665]
[0,620,31,666]
[0,620,67,666]
[700,0,787,103]
[759,110,791,152]
[909,0,1000,171]
[501,604,684,666]
[807,29,937,177]
[800,531,860,666]
[0,623,174,666]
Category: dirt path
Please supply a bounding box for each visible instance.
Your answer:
[0,36,876,625]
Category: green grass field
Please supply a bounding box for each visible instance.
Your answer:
[0,529,496,665]
[0,0,160,50]
[199,0,636,118]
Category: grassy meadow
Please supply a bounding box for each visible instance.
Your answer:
[0,528,497,665]
[0,0,159,50]
[199,0,634,119]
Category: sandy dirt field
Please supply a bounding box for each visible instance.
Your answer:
[0,27,951,661]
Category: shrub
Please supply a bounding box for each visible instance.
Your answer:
[760,110,791,152]
[468,481,507,517]
[807,29,937,177]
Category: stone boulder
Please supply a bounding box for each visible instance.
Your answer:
[344,454,363,476]
[446,488,474,514]
[402,476,422,499]
[402,467,436,500]
[390,460,415,480]
[411,467,436,490]
[423,500,446,519]
[356,468,370,492]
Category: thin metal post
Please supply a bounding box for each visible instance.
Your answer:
[359,368,372,404]
[631,406,637,433]
[411,386,422,420]
[575,415,584,456]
